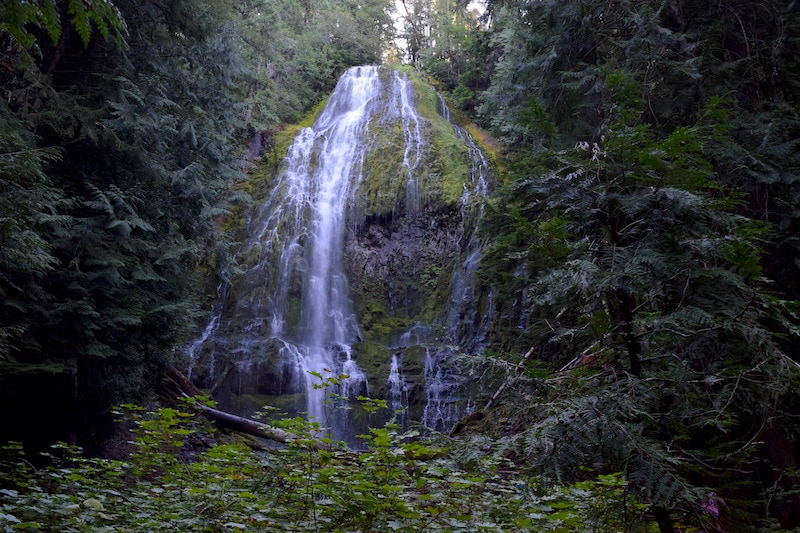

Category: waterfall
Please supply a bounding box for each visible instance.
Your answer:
[400,79,423,213]
[413,98,492,432]
[185,309,220,381]
[387,354,408,427]
[260,66,399,439]
[186,66,494,443]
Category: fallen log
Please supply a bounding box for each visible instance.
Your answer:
[164,368,329,450]
[193,402,329,450]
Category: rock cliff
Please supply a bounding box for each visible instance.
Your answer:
[186,66,494,439]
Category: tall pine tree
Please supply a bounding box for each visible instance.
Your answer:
[0,0,247,449]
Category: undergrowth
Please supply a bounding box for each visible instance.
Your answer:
[0,398,656,532]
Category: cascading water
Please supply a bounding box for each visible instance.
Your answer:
[186,65,494,444]
[410,100,493,432]
[387,354,408,427]
[395,74,423,213]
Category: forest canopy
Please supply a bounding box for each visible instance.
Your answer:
[1,0,799,530]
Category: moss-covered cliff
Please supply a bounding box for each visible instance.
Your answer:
[187,66,494,430]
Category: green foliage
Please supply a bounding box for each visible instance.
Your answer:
[471,0,800,527]
[66,0,126,46]
[0,0,126,65]
[397,0,490,120]
[0,0,248,447]
[0,102,65,361]
[234,0,394,131]
[0,403,655,531]
[478,116,800,527]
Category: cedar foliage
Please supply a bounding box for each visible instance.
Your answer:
[0,0,247,449]
[235,0,393,132]
[464,0,800,529]
[2,0,799,529]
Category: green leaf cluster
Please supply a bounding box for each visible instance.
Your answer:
[0,0,126,65]
[395,0,492,119]
[0,0,248,447]
[0,403,655,532]
[234,0,394,131]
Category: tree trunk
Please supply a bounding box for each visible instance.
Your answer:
[607,288,642,375]
[652,505,673,533]
[763,421,800,529]
[196,403,325,449]
[163,368,329,450]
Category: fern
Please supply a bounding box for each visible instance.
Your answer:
[0,0,50,51]
[68,0,92,45]
[1,0,125,66]
[0,324,26,361]
[496,375,695,509]
[37,0,62,45]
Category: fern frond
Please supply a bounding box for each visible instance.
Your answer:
[67,0,91,46]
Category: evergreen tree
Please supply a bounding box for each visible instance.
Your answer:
[475,0,800,528]
[396,0,490,114]
[0,0,247,449]
[235,0,393,132]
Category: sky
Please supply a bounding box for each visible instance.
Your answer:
[390,0,486,60]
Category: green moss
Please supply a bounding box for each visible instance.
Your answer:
[385,62,415,75]
[354,341,393,374]
[409,74,471,207]
[298,96,329,128]
[354,289,412,344]
[431,124,470,206]
[353,341,393,398]
[419,256,457,323]
[352,67,473,220]
[358,120,408,219]
[234,393,307,420]
[244,96,330,204]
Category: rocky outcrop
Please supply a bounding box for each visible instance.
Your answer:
[347,210,461,341]
[343,209,463,418]
[185,66,493,435]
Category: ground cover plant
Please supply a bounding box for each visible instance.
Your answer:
[0,399,655,532]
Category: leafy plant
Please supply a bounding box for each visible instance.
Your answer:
[471,0,800,528]
[0,402,656,531]
[0,0,126,65]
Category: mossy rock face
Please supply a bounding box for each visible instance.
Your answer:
[392,344,433,423]
[350,341,431,424]
[206,337,308,413]
[341,67,485,408]
[349,69,472,222]
[352,341,393,398]
[190,66,493,428]
[346,210,460,345]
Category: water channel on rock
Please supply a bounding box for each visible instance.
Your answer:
[186,66,493,446]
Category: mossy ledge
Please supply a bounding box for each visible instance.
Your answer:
[344,67,488,408]
[194,66,493,424]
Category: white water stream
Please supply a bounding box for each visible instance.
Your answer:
[187,66,492,442]
[259,66,411,436]
[224,66,426,442]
